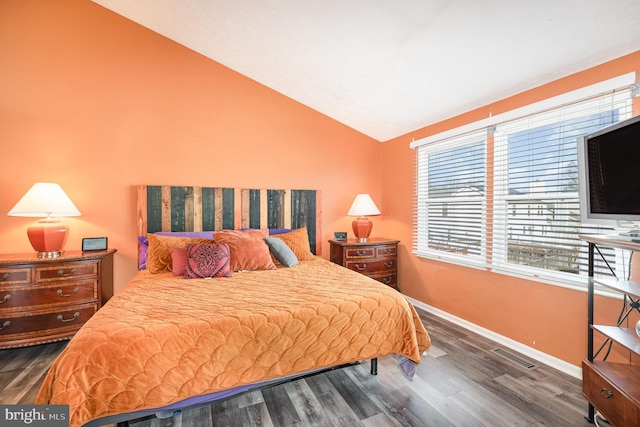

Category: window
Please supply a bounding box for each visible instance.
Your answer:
[414,81,635,286]
[415,131,487,265]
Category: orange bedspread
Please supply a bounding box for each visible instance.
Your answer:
[36,258,430,427]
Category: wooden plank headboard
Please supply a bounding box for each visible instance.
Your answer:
[137,185,322,255]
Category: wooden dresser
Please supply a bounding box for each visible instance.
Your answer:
[0,249,115,349]
[329,238,399,289]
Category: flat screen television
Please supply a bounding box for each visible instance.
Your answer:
[578,114,640,230]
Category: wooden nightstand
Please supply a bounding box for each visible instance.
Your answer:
[0,249,115,349]
[329,238,399,289]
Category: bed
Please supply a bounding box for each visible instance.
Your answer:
[36,185,431,427]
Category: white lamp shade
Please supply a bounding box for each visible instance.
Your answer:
[8,183,81,218]
[347,194,381,217]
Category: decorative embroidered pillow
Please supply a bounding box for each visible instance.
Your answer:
[184,243,232,279]
[212,229,276,271]
[267,227,315,260]
[146,234,214,273]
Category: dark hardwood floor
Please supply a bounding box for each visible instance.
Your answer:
[0,309,591,426]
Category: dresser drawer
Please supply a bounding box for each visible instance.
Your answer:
[583,360,640,427]
[345,245,397,259]
[330,239,399,290]
[345,247,376,258]
[346,258,396,274]
[0,267,31,285]
[36,262,98,282]
[0,280,97,311]
[0,304,96,338]
[369,272,397,288]
[376,245,397,257]
[0,250,115,349]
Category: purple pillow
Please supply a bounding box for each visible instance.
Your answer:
[137,236,149,270]
[269,228,292,235]
[184,243,232,279]
[238,228,292,235]
[155,231,214,238]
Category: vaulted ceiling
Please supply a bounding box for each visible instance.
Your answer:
[93,0,640,141]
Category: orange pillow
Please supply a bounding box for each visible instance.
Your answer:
[269,227,315,261]
[213,229,276,271]
[146,234,214,273]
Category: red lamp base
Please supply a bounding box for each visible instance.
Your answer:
[26,219,69,258]
[352,217,373,242]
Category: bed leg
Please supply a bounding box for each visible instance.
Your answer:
[370,358,378,375]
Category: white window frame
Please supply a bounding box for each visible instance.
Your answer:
[415,131,489,270]
[412,73,638,288]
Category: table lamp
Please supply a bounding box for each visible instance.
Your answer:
[8,183,81,258]
[347,194,381,242]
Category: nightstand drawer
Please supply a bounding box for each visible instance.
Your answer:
[0,304,97,337]
[0,280,97,310]
[583,360,639,427]
[346,259,396,274]
[370,272,397,288]
[345,247,376,258]
[376,246,397,257]
[0,267,31,285]
[36,262,98,282]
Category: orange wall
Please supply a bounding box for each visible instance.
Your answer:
[3,0,637,368]
[0,0,383,293]
[381,50,640,366]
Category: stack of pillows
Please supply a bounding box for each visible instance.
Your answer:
[138,227,315,279]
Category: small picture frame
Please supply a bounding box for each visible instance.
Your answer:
[82,237,108,251]
[333,232,348,241]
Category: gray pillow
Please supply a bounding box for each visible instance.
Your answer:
[264,237,299,267]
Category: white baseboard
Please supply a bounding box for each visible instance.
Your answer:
[407,297,582,379]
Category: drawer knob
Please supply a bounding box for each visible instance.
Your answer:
[1,273,9,281]
[382,277,392,284]
[57,268,77,277]
[600,388,613,399]
[57,288,79,297]
[354,264,367,271]
[356,250,367,256]
[383,249,393,254]
[0,320,10,331]
[57,312,80,323]
[0,294,11,304]
[384,261,394,268]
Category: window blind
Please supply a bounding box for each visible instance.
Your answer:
[415,130,489,269]
[415,84,636,285]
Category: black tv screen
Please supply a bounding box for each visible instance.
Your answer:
[580,115,640,223]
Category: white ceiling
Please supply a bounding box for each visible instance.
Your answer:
[93,0,640,141]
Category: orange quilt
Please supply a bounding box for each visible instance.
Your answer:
[36,258,430,427]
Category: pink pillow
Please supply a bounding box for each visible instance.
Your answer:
[170,247,189,276]
[184,243,232,279]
